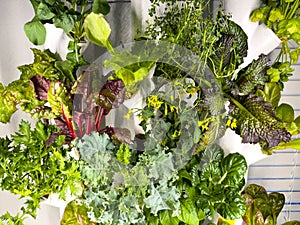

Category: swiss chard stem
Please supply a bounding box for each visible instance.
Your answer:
[96,108,105,131]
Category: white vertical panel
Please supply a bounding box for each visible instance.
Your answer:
[247,45,300,223]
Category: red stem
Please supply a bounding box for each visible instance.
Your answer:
[62,106,76,139]
[96,108,105,131]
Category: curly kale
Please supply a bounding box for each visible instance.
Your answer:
[229,94,291,148]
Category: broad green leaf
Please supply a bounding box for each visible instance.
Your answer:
[177,199,205,225]
[92,0,110,15]
[37,2,55,20]
[267,68,281,82]
[221,153,247,186]
[159,210,180,225]
[215,195,246,220]
[256,82,281,108]
[149,152,175,180]
[273,138,300,150]
[24,20,46,45]
[268,192,285,217]
[276,103,294,123]
[53,13,76,34]
[61,200,96,225]
[84,12,111,48]
[200,144,224,166]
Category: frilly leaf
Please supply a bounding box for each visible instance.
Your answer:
[235,54,269,95]
[229,94,291,148]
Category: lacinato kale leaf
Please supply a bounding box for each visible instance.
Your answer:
[229,94,291,148]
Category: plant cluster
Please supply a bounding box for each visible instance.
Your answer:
[0,0,300,225]
[250,0,300,63]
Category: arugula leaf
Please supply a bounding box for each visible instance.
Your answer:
[229,94,291,148]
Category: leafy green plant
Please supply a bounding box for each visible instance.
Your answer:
[250,0,300,63]
[242,184,285,225]
[0,120,81,218]
[64,132,247,224]
[25,0,110,66]
[1,0,300,224]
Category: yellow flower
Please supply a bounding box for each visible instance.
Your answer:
[147,95,163,109]
[172,130,181,138]
[124,109,133,120]
[226,119,232,127]
[231,118,237,129]
[198,120,209,131]
[226,118,237,129]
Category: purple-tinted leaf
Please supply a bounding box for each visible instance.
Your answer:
[229,94,291,148]
[100,126,132,144]
[30,75,50,101]
[98,79,126,115]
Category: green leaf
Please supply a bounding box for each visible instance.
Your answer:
[229,94,291,148]
[36,2,55,20]
[272,138,300,150]
[159,210,180,225]
[242,184,285,225]
[92,0,110,15]
[221,153,247,186]
[84,12,111,48]
[61,200,96,225]
[53,13,76,34]
[267,67,281,82]
[177,198,205,225]
[144,182,180,216]
[276,103,295,123]
[235,55,269,95]
[149,152,175,180]
[48,81,72,117]
[215,195,246,220]
[250,6,271,24]
[256,82,281,108]
[24,19,46,45]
